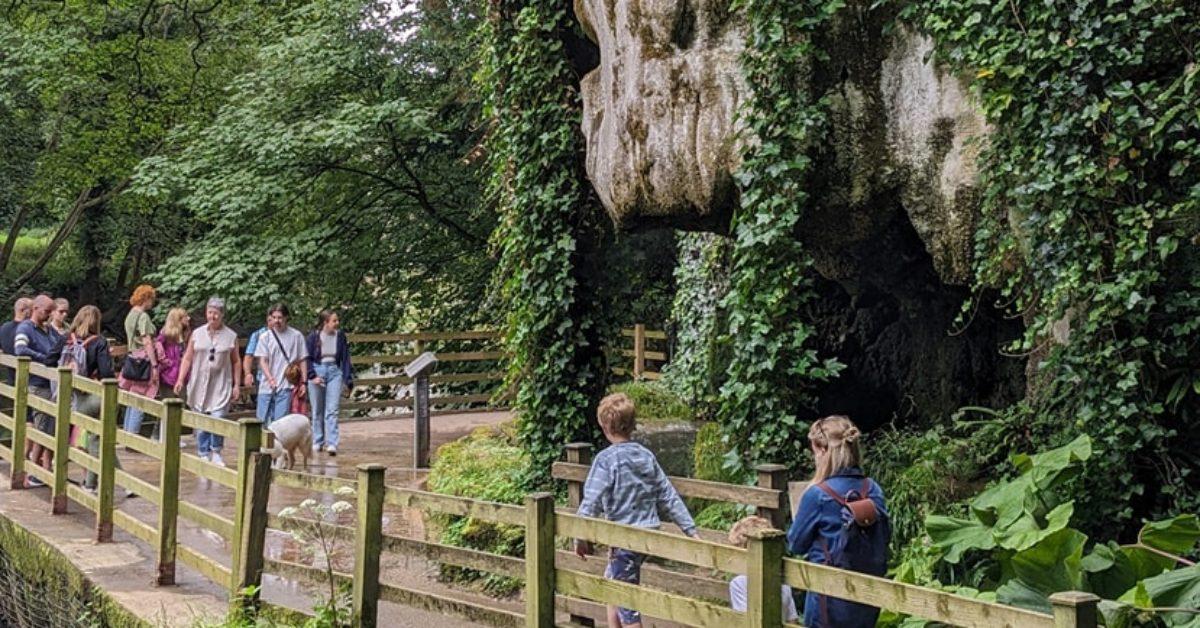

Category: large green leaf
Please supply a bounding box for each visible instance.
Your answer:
[1008,528,1088,597]
[926,515,996,564]
[1083,542,1140,600]
[996,577,1053,613]
[1124,564,1200,626]
[1011,434,1092,491]
[999,502,1075,551]
[1140,515,1200,556]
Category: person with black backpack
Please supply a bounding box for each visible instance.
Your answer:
[786,415,891,628]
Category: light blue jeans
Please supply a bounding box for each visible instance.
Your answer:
[197,405,228,458]
[308,363,342,449]
[256,388,291,426]
[123,406,145,436]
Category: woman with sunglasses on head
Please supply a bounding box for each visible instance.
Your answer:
[786,415,890,628]
[175,297,242,466]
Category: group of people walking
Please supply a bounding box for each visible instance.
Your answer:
[0,285,354,489]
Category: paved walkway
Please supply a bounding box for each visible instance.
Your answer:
[0,410,517,627]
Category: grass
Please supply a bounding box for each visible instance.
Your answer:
[608,380,695,423]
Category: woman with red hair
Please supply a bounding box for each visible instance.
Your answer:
[119,284,160,439]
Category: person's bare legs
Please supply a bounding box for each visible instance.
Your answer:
[607,605,620,628]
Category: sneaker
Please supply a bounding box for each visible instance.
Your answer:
[210,452,225,467]
[25,476,45,488]
[124,488,138,499]
[326,447,336,457]
[313,444,323,454]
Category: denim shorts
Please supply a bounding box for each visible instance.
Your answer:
[604,547,646,625]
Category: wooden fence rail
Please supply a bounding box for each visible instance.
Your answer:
[0,354,1099,628]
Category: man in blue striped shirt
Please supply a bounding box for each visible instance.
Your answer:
[14,295,61,486]
[573,393,697,628]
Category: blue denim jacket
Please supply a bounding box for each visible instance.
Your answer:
[305,330,353,388]
[786,467,890,628]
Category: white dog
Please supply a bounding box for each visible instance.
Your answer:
[266,413,313,470]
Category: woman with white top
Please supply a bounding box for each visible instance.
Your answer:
[305,309,353,456]
[175,297,242,466]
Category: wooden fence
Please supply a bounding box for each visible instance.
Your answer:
[0,355,1099,628]
[111,325,668,422]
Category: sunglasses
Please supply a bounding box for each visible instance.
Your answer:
[209,346,216,362]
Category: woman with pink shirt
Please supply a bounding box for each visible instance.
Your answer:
[154,308,190,442]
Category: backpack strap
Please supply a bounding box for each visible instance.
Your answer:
[816,481,848,506]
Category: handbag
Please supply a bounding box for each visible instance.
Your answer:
[121,350,153,382]
[270,328,303,386]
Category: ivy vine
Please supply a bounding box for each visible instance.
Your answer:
[913,0,1200,533]
[664,232,732,417]
[718,0,847,472]
[483,0,607,487]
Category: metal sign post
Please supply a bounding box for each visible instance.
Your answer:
[405,352,438,468]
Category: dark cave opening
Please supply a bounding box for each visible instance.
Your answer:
[800,200,1026,431]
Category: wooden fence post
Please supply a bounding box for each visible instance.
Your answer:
[9,357,30,490]
[156,399,184,586]
[755,464,790,530]
[413,370,430,468]
[633,324,646,379]
[353,463,386,628]
[230,418,263,592]
[565,443,593,509]
[51,366,72,514]
[564,443,594,626]
[746,529,785,628]
[234,451,272,608]
[525,492,555,628]
[96,378,119,542]
[1050,591,1100,628]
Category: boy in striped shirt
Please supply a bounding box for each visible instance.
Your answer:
[573,393,698,628]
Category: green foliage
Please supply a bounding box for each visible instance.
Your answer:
[692,421,742,485]
[908,0,1200,536]
[137,0,493,330]
[718,0,846,473]
[693,502,752,533]
[895,436,1200,626]
[664,232,732,416]
[0,230,86,296]
[608,381,693,424]
[484,0,610,487]
[0,1,265,304]
[865,426,980,557]
[427,425,528,596]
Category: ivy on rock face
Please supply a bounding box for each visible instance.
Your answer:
[484,0,608,487]
[913,1,1200,533]
[717,0,846,472]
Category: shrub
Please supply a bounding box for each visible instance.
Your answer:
[865,424,980,557]
[608,380,694,424]
[426,424,529,596]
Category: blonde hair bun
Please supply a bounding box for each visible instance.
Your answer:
[844,426,861,443]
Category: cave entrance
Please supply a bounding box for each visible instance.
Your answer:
[800,198,1025,431]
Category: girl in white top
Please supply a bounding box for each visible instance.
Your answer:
[175,297,242,466]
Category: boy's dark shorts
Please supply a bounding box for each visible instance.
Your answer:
[604,547,647,625]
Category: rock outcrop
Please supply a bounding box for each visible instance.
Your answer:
[575,1,986,285]
[580,1,1026,425]
[575,0,745,232]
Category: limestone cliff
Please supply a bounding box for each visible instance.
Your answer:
[577,0,1025,425]
[575,0,985,286]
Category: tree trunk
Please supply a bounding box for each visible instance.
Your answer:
[0,206,31,274]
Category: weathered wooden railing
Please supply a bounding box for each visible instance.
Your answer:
[0,354,262,590]
[0,355,1096,628]
[252,445,1099,628]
